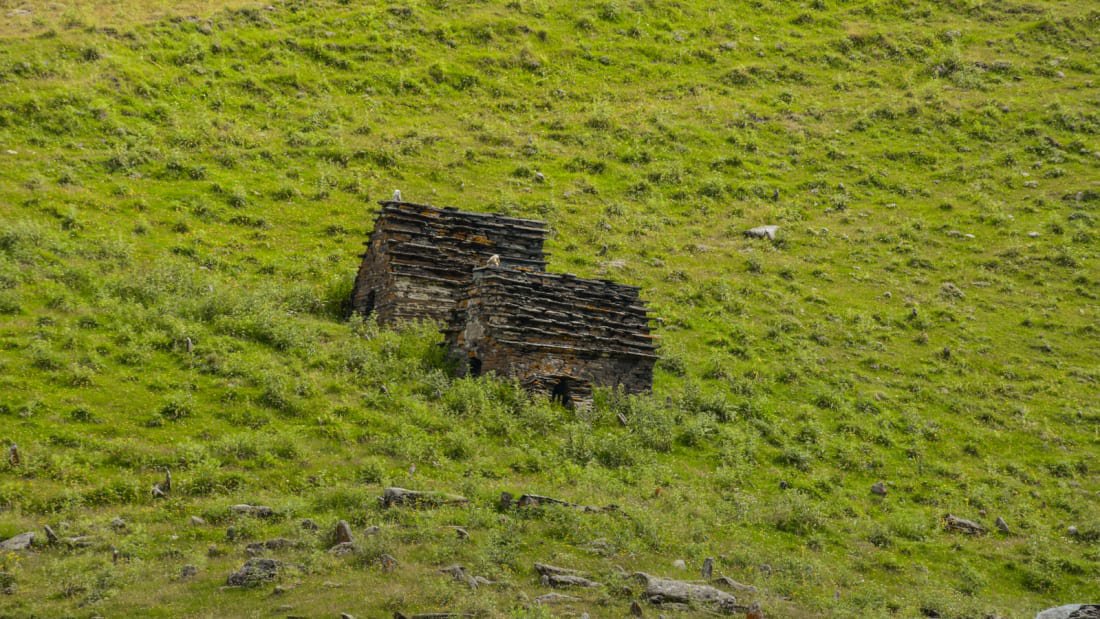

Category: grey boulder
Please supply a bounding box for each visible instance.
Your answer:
[0,532,34,551]
[1036,605,1100,619]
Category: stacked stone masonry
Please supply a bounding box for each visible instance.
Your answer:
[352,201,547,324]
[352,201,656,406]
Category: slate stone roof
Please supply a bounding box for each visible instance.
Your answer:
[352,201,548,323]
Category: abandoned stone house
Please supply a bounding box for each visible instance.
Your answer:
[351,200,548,324]
[352,199,656,405]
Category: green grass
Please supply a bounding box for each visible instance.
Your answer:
[0,1,1098,617]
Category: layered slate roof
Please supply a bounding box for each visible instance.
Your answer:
[352,201,548,323]
[446,268,657,361]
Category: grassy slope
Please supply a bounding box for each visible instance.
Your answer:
[0,0,1097,617]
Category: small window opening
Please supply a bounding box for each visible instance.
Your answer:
[468,356,482,377]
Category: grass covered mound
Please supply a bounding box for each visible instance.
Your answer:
[0,1,1097,616]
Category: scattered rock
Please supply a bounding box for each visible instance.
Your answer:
[534,592,580,605]
[712,576,757,593]
[163,469,172,493]
[514,493,613,513]
[633,572,739,614]
[744,225,779,240]
[871,481,888,496]
[44,525,59,545]
[152,485,167,499]
[499,492,515,511]
[180,564,198,579]
[7,444,18,466]
[381,487,468,509]
[630,600,644,616]
[1068,525,1078,536]
[440,564,493,589]
[996,517,1010,533]
[110,517,127,532]
[364,525,381,536]
[340,614,355,619]
[226,558,279,587]
[380,553,398,571]
[1028,231,1041,238]
[301,519,319,531]
[940,282,965,300]
[393,613,481,619]
[230,504,275,518]
[535,563,600,588]
[190,516,206,526]
[1035,605,1100,619]
[334,520,353,545]
[272,584,296,595]
[746,602,765,619]
[0,532,34,552]
[534,172,546,183]
[246,538,294,556]
[63,536,93,548]
[452,527,469,540]
[672,559,687,570]
[534,563,580,577]
[944,514,986,535]
[702,557,714,580]
[328,542,356,556]
[440,564,469,581]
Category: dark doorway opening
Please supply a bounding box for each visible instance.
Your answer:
[361,290,375,317]
[551,378,573,408]
[468,356,482,377]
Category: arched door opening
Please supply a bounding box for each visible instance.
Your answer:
[468,356,482,377]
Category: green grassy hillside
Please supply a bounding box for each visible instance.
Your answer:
[1,1,1097,617]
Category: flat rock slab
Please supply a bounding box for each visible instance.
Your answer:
[393,613,484,619]
[534,592,581,605]
[712,575,757,593]
[534,563,599,588]
[635,572,739,614]
[246,538,295,555]
[1036,605,1100,619]
[514,494,611,513]
[744,225,779,240]
[944,514,985,535]
[381,487,468,508]
[230,504,275,518]
[0,532,34,551]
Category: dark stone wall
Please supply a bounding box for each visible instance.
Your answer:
[352,201,547,324]
[445,268,656,404]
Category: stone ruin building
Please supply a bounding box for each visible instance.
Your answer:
[351,200,548,324]
[352,200,656,406]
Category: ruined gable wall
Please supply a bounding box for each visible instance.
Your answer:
[352,202,548,324]
[445,268,656,395]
